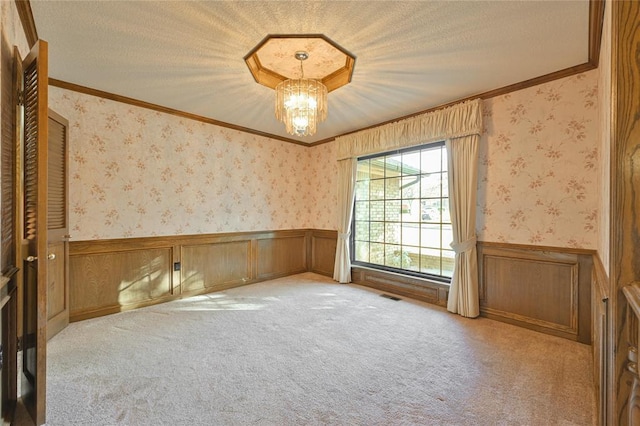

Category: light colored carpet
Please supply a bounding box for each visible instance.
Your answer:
[44,272,595,425]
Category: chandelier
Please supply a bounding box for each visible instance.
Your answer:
[244,34,355,139]
[275,52,327,137]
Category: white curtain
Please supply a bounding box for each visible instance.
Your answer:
[446,136,480,318]
[333,99,482,315]
[333,157,358,283]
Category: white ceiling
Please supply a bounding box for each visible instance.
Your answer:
[31,1,591,144]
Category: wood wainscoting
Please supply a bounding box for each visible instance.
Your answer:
[351,242,593,345]
[478,242,593,344]
[69,229,337,321]
[350,267,449,306]
[309,229,338,276]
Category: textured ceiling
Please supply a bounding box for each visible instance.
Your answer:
[31,1,590,144]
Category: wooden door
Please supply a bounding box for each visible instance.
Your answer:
[46,110,68,340]
[20,39,48,426]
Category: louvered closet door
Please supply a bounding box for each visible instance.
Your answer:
[46,109,68,340]
[20,39,48,426]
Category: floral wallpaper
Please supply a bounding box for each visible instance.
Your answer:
[1,0,29,57]
[51,68,598,249]
[477,70,599,249]
[309,141,338,229]
[49,87,337,241]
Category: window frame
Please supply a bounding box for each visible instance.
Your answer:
[350,141,452,284]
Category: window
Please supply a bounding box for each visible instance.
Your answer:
[352,142,453,281]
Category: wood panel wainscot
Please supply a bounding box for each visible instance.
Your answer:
[69,229,337,321]
[181,240,251,295]
[69,247,174,321]
[351,267,449,306]
[256,234,307,280]
[477,242,593,343]
[310,229,338,276]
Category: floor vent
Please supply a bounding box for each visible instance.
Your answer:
[380,294,401,301]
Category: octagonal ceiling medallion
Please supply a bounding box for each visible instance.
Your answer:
[244,34,355,93]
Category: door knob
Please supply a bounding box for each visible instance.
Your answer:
[26,254,55,262]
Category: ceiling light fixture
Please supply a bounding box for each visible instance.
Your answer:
[275,51,327,137]
[244,34,355,139]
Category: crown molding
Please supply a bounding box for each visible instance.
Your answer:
[14,0,38,48]
[589,0,606,66]
[48,79,308,146]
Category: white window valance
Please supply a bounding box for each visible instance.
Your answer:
[335,98,482,160]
